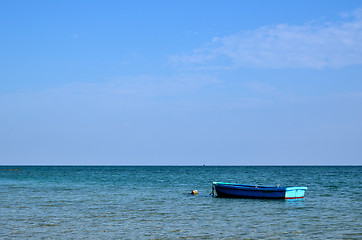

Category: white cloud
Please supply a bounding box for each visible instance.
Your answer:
[171,7,362,69]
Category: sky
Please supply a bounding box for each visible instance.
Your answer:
[1,0,361,165]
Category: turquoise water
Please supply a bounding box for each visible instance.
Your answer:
[1,166,361,239]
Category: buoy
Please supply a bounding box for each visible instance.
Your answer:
[191,190,198,195]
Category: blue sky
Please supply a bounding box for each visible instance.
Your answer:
[1,0,361,165]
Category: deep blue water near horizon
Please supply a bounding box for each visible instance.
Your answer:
[1,166,361,239]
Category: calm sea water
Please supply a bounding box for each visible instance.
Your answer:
[0,166,361,239]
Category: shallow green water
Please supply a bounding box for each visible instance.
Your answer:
[1,166,361,239]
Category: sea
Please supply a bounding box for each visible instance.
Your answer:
[0,166,361,239]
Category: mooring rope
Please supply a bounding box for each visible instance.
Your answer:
[209,183,215,196]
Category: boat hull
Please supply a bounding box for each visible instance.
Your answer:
[213,182,307,199]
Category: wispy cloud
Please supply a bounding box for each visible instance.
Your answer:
[0,73,221,108]
[333,91,362,99]
[171,7,362,69]
[243,82,278,94]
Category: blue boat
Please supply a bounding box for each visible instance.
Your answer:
[212,182,307,199]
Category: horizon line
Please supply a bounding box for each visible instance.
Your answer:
[1,164,361,167]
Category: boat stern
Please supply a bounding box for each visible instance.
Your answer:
[285,187,307,199]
